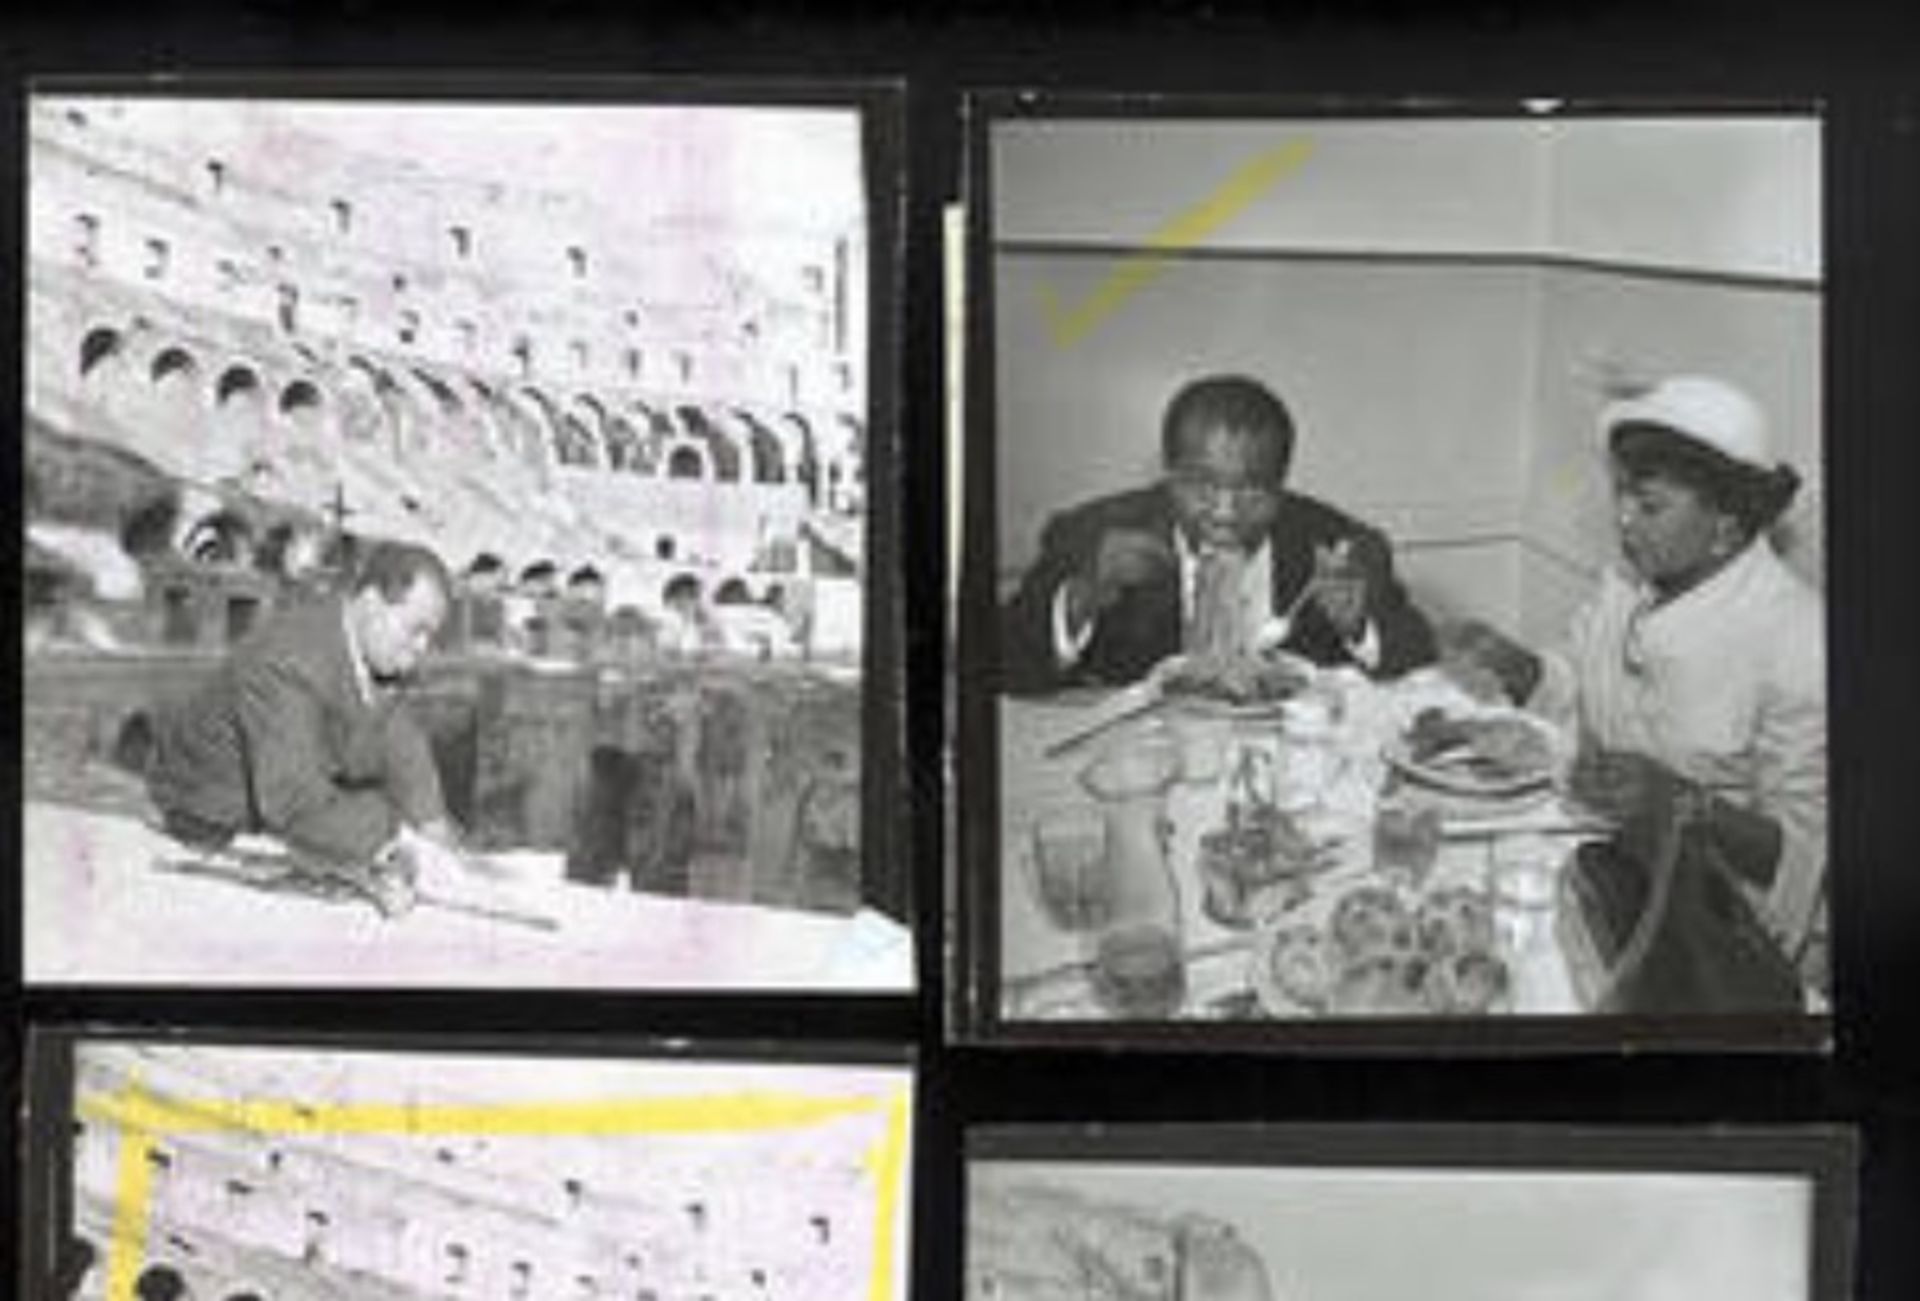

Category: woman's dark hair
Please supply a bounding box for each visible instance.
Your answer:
[1610,422,1801,538]
[1160,375,1296,480]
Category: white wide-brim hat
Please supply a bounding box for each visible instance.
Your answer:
[1600,375,1774,471]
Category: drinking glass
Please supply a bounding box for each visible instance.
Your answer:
[1373,799,1442,892]
[1027,805,1112,931]
[1490,833,1564,956]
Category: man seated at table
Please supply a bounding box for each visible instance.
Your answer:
[145,540,476,916]
[1001,374,1436,694]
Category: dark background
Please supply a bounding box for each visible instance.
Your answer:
[4,2,1917,1299]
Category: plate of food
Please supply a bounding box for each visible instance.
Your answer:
[1384,706,1559,798]
[1153,650,1315,719]
[1248,881,1511,1017]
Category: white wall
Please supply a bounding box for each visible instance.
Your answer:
[1548,117,1822,280]
[993,253,1538,627]
[990,114,1822,643]
[993,117,1550,253]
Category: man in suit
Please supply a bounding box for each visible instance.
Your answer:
[1001,374,1436,694]
[146,540,470,915]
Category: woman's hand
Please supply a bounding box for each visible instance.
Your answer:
[1570,747,1694,863]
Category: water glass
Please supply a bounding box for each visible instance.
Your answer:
[1028,805,1111,931]
[1373,800,1442,892]
[1491,834,1563,955]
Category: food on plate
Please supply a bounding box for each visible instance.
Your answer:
[1197,803,1331,928]
[1423,949,1512,1014]
[1416,886,1498,959]
[1328,952,1432,1017]
[1328,885,1415,960]
[1263,923,1337,1008]
[1160,651,1312,707]
[1403,707,1554,785]
[1254,881,1512,1017]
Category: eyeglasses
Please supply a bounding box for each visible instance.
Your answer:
[1167,471,1278,512]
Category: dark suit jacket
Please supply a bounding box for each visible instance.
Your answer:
[1001,485,1436,695]
[148,597,447,863]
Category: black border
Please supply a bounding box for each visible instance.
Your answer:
[966,1121,1859,1301]
[955,90,1833,1054]
[18,1021,918,1298]
[12,72,916,994]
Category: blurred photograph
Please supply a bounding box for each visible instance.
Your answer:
[34,1036,913,1301]
[969,104,1826,1034]
[968,1131,1843,1301]
[21,89,908,989]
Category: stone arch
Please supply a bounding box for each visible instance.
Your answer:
[735,410,788,485]
[676,405,740,482]
[781,411,822,504]
[79,324,125,378]
[334,358,392,446]
[150,346,199,385]
[519,386,593,468]
[603,412,645,471]
[279,379,324,416]
[665,442,707,481]
[215,364,263,407]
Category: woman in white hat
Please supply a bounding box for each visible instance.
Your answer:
[1449,375,1826,993]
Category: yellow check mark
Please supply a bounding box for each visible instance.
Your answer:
[1038,139,1314,348]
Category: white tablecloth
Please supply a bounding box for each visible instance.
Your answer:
[998,669,1593,1020]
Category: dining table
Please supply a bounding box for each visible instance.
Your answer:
[997,665,1611,1022]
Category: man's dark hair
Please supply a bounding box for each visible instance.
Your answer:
[663,573,702,605]
[466,551,505,577]
[350,540,452,604]
[1159,375,1296,481]
[568,564,605,588]
[520,560,558,586]
[1610,422,1801,539]
[135,1262,190,1301]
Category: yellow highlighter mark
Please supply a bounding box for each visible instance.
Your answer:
[104,1076,159,1301]
[84,1079,914,1301]
[1039,139,1313,348]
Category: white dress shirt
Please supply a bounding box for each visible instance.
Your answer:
[1050,533,1379,667]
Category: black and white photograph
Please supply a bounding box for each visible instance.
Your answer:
[23,1032,914,1301]
[959,101,1827,1040]
[20,86,910,989]
[966,1127,1855,1301]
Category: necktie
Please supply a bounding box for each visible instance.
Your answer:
[1187,548,1248,657]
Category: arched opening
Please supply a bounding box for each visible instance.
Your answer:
[215,365,262,406]
[279,380,323,415]
[150,347,198,384]
[666,445,704,480]
[677,405,740,481]
[79,326,123,378]
[604,415,643,470]
[742,414,786,484]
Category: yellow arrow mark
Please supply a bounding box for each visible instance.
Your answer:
[1039,139,1314,349]
[88,1078,913,1301]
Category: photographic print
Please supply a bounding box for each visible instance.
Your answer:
[959,100,1826,1042]
[23,1033,913,1301]
[967,1127,1853,1301]
[21,86,910,989]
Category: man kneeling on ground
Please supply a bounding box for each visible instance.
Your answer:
[147,540,474,916]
